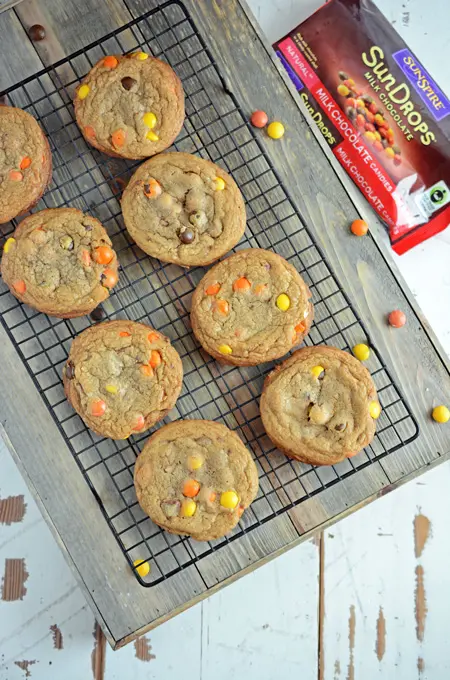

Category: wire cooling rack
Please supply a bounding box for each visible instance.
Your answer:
[0,0,419,587]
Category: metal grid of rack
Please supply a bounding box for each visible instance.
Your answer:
[0,0,418,586]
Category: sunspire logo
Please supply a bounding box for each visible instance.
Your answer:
[393,48,450,121]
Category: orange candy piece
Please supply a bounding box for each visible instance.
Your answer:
[209,491,217,503]
[205,283,221,296]
[140,364,154,377]
[94,246,114,265]
[147,331,159,343]
[111,129,126,148]
[101,268,118,289]
[233,277,251,292]
[295,321,306,334]
[84,125,96,138]
[103,56,118,68]
[9,170,23,182]
[143,178,162,199]
[350,219,369,236]
[149,350,162,368]
[254,283,267,295]
[91,399,106,417]
[133,414,145,431]
[81,250,91,267]
[119,331,131,337]
[183,479,200,498]
[20,156,32,170]
[13,280,26,295]
[214,299,229,315]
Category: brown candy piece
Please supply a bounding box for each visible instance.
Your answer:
[179,227,194,244]
[121,76,137,91]
[90,306,105,322]
[29,24,46,41]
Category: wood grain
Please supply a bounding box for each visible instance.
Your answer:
[0,0,449,649]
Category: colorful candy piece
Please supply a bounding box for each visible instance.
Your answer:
[81,250,91,267]
[143,112,157,129]
[179,227,194,244]
[213,177,225,191]
[94,246,114,265]
[133,414,146,431]
[146,130,159,142]
[103,55,118,69]
[220,490,239,510]
[180,499,197,517]
[13,280,26,294]
[337,84,350,96]
[147,331,159,343]
[295,321,306,334]
[250,110,268,128]
[3,238,15,254]
[91,399,106,417]
[351,219,368,236]
[254,283,267,295]
[311,365,325,379]
[214,299,229,315]
[352,343,370,361]
[121,77,136,90]
[112,129,126,148]
[20,156,32,170]
[388,310,406,328]
[209,491,217,503]
[218,344,232,355]
[9,170,23,182]
[205,283,221,296]
[385,147,395,159]
[432,405,450,424]
[105,384,118,394]
[134,52,149,60]
[101,268,118,289]
[143,178,162,199]
[140,364,154,377]
[133,559,150,578]
[276,293,290,311]
[187,455,203,471]
[267,121,285,139]
[119,331,131,337]
[369,401,382,419]
[77,84,90,100]
[182,479,200,498]
[60,235,74,251]
[84,125,96,138]
[233,276,251,292]
[149,350,162,368]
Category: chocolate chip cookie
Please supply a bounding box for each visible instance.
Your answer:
[74,53,184,160]
[0,106,52,224]
[1,208,119,318]
[190,248,313,365]
[121,152,246,267]
[134,420,259,541]
[260,345,380,465]
[63,320,183,440]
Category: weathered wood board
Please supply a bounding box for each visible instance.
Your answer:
[0,0,449,650]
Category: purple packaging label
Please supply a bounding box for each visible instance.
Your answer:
[393,48,450,122]
[276,50,304,91]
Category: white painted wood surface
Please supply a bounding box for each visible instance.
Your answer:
[1,0,449,678]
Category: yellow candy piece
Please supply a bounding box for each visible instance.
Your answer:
[146,130,159,142]
[3,237,16,254]
[132,51,148,60]
[187,455,203,471]
[218,344,232,355]
[78,84,90,100]
[276,293,290,311]
[133,559,150,578]
[220,490,239,510]
[181,499,197,517]
[352,343,370,361]
[267,121,285,139]
[432,405,450,424]
[311,365,325,379]
[214,177,225,191]
[143,112,157,129]
[369,401,381,419]
[105,384,118,394]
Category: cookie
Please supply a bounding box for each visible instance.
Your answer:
[63,320,183,440]
[121,152,246,267]
[260,345,380,465]
[134,420,259,541]
[190,248,313,366]
[0,106,52,224]
[1,208,119,318]
[74,53,184,160]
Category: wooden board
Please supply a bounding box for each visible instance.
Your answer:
[0,0,449,650]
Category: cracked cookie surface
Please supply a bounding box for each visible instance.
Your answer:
[0,106,52,223]
[63,320,183,440]
[1,208,119,318]
[134,420,259,541]
[191,248,314,366]
[260,345,379,465]
[74,53,184,159]
[122,152,246,267]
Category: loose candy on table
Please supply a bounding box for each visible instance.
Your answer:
[133,559,150,578]
[432,405,450,424]
[29,24,46,41]
[352,343,370,361]
[250,110,268,128]
[388,310,406,328]
[350,219,368,236]
[267,121,285,139]
[90,306,105,322]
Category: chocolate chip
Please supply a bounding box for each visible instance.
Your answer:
[85,225,92,231]
[90,306,105,322]
[121,76,137,91]
[179,227,194,244]
[29,24,46,41]
[338,71,349,81]
[335,423,346,432]
[65,361,75,379]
